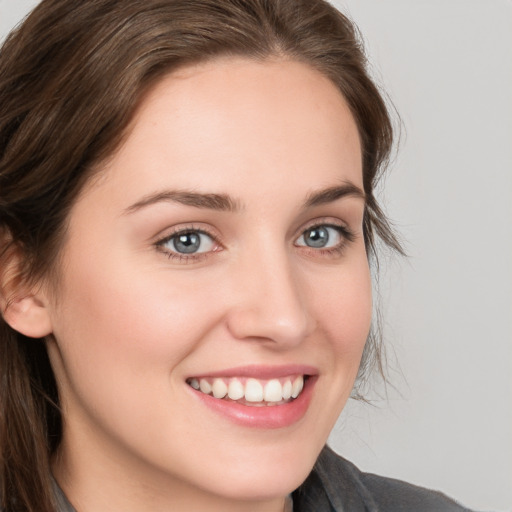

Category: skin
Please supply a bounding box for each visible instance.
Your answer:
[35,58,371,512]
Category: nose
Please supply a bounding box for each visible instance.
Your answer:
[225,246,316,348]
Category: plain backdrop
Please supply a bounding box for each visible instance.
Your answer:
[1,1,511,511]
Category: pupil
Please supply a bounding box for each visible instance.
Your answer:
[306,227,328,248]
[173,232,200,253]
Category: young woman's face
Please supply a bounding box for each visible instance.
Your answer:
[45,58,371,510]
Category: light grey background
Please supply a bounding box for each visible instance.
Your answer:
[329,2,512,511]
[1,1,511,511]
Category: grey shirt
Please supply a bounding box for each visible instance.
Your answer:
[292,446,473,511]
[53,445,473,511]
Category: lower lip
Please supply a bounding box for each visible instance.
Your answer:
[190,377,317,429]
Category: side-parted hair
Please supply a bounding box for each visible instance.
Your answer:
[0,0,402,510]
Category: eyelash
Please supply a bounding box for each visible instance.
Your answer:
[297,222,355,259]
[154,221,355,263]
[155,224,220,263]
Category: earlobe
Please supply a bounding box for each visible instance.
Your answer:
[1,292,53,339]
[0,235,53,339]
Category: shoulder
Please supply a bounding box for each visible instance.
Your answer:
[293,445,475,512]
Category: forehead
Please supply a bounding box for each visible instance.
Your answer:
[85,57,362,208]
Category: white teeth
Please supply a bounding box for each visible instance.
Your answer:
[245,378,264,402]
[190,375,306,403]
[199,379,212,394]
[212,378,228,399]
[264,379,283,402]
[282,380,292,400]
[227,379,245,400]
[291,376,304,398]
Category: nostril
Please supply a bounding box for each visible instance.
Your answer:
[224,256,315,344]
[225,297,314,347]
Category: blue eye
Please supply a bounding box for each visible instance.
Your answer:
[160,230,216,255]
[296,225,344,249]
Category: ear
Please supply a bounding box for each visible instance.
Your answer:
[0,236,53,339]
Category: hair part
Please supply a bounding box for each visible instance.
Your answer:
[0,0,403,509]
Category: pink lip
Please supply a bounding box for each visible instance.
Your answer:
[187,365,318,429]
[187,364,318,380]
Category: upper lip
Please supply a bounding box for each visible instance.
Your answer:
[187,364,318,380]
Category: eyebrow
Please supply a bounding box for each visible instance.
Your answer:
[124,182,365,215]
[303,182,366,207]
[124,190,241,214]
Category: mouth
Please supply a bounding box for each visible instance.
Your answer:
[185,365,317,428]
[186,374,307,407]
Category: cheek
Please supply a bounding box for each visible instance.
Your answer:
[312,255,372,357]
[47,261,224,453]
[306,254,372,428]
[290,254,372,451]
[53,270,215,370]
[48,251,225,417]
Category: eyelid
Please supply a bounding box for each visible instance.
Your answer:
[152,217,356,262]
[154,223,224,260]
[154,223,222,243]
[295,217,354,240]
[293,217,356,257]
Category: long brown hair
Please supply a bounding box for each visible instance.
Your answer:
[0,0,402,510]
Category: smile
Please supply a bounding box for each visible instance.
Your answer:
[187,375,306,406]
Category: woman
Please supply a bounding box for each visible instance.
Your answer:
[0,0,472,511]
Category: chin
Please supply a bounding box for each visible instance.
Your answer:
[201,465,311,502]
[193,440,320,501]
